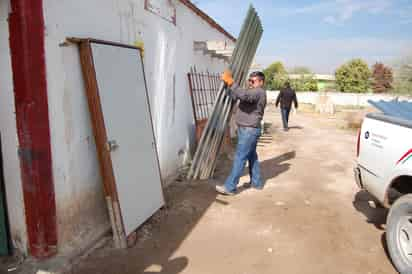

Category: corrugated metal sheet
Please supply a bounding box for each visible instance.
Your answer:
[368,99,412,121]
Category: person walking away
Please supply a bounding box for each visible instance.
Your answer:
[215,71,267,195]
[275,82,298,131]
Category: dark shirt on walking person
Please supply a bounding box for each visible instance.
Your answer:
[275,83,298,131]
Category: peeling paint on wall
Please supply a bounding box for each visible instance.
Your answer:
[39,0,232,253]
[145,0,176,24]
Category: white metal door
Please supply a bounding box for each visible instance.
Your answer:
[91,43,164,236]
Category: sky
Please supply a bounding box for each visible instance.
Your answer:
[194,0,412,74]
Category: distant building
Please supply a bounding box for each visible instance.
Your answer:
[248,62,264,80]
[288,74,336,91]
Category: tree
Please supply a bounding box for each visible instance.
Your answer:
[264,61,286,76]
[290,74,318,91]
[372,63,393,93]
[272,74,289,90]
[289,66,312,74]
[304,78,319,91]
[263,62,287,90]
[290,78,303,91]
[335,59,371,93]
[289,66,318,92]
[393,53,412,95]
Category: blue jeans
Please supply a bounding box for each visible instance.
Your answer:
[281,108,291,129]
[224,127,262,193]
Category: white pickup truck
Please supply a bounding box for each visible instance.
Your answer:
[355,110,412,273]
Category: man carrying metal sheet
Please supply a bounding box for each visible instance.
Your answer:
[216,70,267,195]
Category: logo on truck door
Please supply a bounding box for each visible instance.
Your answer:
[397,149,412,165]
[367,132,387,149]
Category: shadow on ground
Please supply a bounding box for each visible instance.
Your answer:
[353,191,396,269]
[260,151,295,183]
[73,115,298,274]
[72,179,220,274]
[237,151,295,192]
[352,190,388,230]
[263,120,303,134]
[288,126,303,130]
[72,147,296,274]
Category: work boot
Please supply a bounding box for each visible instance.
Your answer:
[215,185,235,196]
[243,182,263,190]
[243,182,252,188]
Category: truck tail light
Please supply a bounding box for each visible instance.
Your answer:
[356,129,361,157]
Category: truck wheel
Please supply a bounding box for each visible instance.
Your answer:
[387,194,412,273]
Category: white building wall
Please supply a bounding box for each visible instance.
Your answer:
[267,91,412,106]
[42,0,232,252]
[0,0,28,253]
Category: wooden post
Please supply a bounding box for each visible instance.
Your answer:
[8,0,57,258]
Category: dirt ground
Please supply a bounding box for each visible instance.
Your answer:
[72,106,396,274]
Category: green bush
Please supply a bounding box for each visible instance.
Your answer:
[335,59,371,93]
[290,75,318,92]
[392,54,412,95]
[263,62,287,90]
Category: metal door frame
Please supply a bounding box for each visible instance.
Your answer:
[71,38,165,248]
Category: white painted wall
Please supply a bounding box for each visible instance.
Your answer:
[0,0,28,253]
[42,0,231,253]
[267,91,412,106]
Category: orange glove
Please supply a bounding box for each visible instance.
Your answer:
[221,70,234,86]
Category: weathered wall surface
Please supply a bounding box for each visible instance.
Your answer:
[268,91,412,106]
[0,0,28,253]
[42,0,232,252]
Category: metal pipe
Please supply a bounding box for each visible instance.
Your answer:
[230,13,258,78]
[212,73,218,102]
[209,70,262,174]
[195,32,260,178]
[240,28,263,87]
[188,89,222,176]
[203,29,263,177]
[228,6,254,67]
[199,93,232,178]
[189,20,256,179]
[206,70,213,104]
[198,70,207,117]
[228,15,256,78]
[199,28,263,178]
[187,82,226,178]
[193,84,230,178]
[191,66,203,119]
[200,95,233,178]
[188,7,263,179]
[187,70,198,126]
[205,27,263,177]
[194,20,261,179]
[195,66,208,119]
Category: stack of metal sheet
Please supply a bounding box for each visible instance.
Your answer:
[187,5,263,180]
[369,99,412,121]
